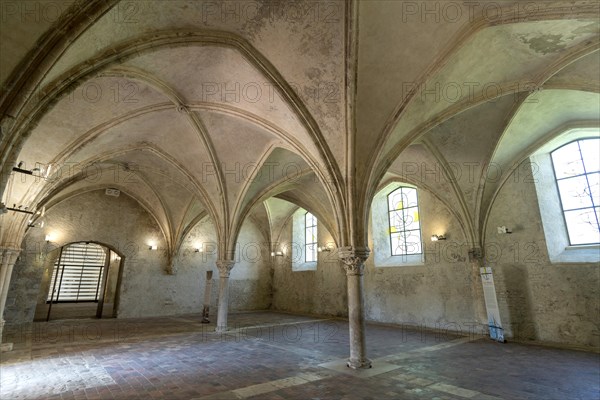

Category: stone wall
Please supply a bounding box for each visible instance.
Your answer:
[4,190,271,328]
[271,188,482,333]
[364,187,481,331]
[5,170,598,350]
[486,161,600,349]
[271,216,348,317]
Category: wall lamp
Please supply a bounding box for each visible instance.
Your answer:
[148,243,158,250]
[195,244,203,253]
[28,219,44,228]
[317,246,332,252]
[12,162,52,178]
[497,226,512,234]
[431,234,446,241]
[271,251,284,257]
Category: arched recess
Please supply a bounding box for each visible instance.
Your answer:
[375,176,470,249]
[261,196,338,264]
[482,123,600,251]
[480,89,600,244]
[39,240,126,322]
[0,30,346,240]
[355,14,599,249]
[225,146,341,258]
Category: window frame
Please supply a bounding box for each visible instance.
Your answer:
[305,212,318,262]
[550,138,600,246]
[387,186,423,256]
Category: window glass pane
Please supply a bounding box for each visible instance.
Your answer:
[580,139,600,173]
[404,207,420,231]
[557,175,593,210]
[305,212,317,262]
[389,210,404,232]
[588,172,599,206]
[552,141,584,179]
[404,188,418,208]
[388,189,404,211]
[387,186,422,256]
[306,243,316,262]
[405,230,422,254]
[564,208,600,245]
[390,233,404,255]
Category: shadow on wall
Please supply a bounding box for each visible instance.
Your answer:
[500,265,537,341]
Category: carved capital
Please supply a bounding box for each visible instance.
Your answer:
[338,246,370,276]
[216,260,235,278]
[0,248,21,267]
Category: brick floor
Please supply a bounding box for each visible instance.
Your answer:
[1,311,598,399]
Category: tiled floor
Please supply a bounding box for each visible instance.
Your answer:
[1,311,599,399]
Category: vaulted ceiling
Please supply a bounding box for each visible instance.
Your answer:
[1,0,598,253]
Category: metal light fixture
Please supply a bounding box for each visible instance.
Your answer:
[431,234,446,241]
[271,251,284,257]
[148,242,158,250]
[317,246,331,252]
[497,226,512,234]
[195,243,203,253]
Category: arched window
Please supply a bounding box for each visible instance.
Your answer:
[305,212,318,262]
[387,187,422,255]
[551,138,600,245]
[47,242,107,303]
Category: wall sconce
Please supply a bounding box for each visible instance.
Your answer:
[317,246,332,252]
[45,234,53,242]
[148,243,158,250]
[271,251,284,257]
[431,234,446,241]
[195,244,203,253]
[497,226,512,234]
[28,219,45,228]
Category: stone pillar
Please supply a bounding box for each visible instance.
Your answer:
[339,246,371,369]
[0,248,19,351]
[215,260,235,333]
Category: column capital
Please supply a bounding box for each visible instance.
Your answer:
[338,246,370,276]
[0,248,20,265]
[0,247,21,255]
[216,260,235,278]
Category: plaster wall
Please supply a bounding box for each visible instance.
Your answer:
[485,161,600,349]
[364,187,480,331]
[4,190,271,330]
[271,189,482,333]
[271,217,347,317]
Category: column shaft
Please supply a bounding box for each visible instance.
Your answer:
[0,249,19,346]
[215,260,235,333]
[339,246,371,369]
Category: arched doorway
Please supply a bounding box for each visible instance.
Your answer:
[36,242,124,321]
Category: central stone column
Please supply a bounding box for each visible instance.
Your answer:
[0,248,20,351]
[339,246,371,369]
[215,260,235,333]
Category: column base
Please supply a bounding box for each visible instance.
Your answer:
[347,357,372,369]
[0,342,13,352]
[215,325,228,333]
